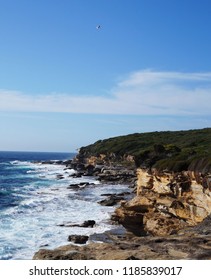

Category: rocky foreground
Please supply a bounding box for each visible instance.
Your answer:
[33,217,211,260]
[33,154,211,260]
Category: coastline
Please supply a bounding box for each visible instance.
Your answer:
[1,152,133,260]
[32,157,138,259]
[33,156,211,260]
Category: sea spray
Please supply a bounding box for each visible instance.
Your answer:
[0,151,129,259]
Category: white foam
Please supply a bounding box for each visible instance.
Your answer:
[0,159,130,260]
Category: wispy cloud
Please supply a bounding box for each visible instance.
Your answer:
[1,70,211,115]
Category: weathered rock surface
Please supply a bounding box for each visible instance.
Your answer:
[68,154,137,184]
[113,168,211,236]
[33,216,211,260]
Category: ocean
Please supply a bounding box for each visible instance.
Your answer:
[0,151,129,260]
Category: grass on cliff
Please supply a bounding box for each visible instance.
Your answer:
[79,128,211,172]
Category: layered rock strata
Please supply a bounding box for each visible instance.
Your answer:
[113,168,211,236]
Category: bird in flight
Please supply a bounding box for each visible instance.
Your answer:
[96,25,101,30]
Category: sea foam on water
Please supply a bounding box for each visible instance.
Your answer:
[0,151,129,260]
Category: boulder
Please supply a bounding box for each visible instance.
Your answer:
[67,184,80,190]
[98,194,124,206]
[81,220,96,228]
[68,235,89,244]
[57,220,96,228]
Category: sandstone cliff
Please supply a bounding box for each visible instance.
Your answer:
[113,168,211,236]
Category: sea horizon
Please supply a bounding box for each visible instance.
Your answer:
[0,150,74,154]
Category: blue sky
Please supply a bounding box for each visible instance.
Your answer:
[0,0,211,152]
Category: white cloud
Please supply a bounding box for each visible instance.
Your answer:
[118,70,211,87]
[1,70,211,115]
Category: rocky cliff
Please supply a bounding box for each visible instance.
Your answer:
[33,159,211,260]
[33,128,211,259]
[113,168,211,236]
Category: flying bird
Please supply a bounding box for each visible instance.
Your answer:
[96,25,101,30]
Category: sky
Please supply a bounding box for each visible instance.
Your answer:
[0,0,211,152]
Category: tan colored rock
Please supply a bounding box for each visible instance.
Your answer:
[167,248,189,259]
[144,212,186,236]
[114,168,211,236]
[124,195,155,212]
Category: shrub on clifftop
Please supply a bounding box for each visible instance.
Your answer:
[78,128,211,173]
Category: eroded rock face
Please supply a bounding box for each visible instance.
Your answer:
[113,168,211,236]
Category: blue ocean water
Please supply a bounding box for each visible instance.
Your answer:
[0,151,128,260]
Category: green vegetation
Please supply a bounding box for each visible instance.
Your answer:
[79,128,211,172]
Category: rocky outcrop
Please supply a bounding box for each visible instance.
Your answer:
[97,166,136,184]
[66,154,137,184]
[33,217,211,260]
[32,149,211,260]
[113,168,211,236]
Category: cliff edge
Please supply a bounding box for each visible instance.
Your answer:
[33,128,211,259]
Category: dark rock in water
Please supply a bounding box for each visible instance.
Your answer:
[67,182,92,190]
[101,193,113,197]
[69,172,83,178]
[67,184,80,190]
[58,220,96,228]
[39,244,49,248]
[68,235,89,244]
[98,197,119,206]
[40,160,64,165]
[98,194,127,206]
[79,182,91,188]
[55,160,64,165]
[56,174,64,180]
[81,220,96,228]
[63,160,73,166]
